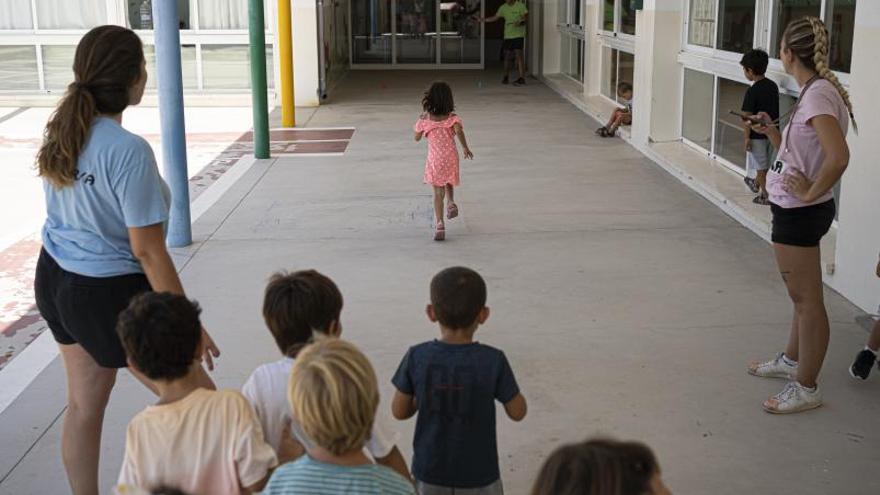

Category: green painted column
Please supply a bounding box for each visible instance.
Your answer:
[249,0,270,159]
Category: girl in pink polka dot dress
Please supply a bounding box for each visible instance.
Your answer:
[414,81,473,241]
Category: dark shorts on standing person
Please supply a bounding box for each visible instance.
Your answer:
[34,248,152,368]
[501,38,525,59]
[770,199,835,247]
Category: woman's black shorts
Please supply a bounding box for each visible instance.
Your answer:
[770,199,835,248]
[34,249,151,368]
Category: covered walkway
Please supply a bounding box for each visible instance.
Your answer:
[1,71,878,494]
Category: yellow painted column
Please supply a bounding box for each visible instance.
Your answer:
[278,0,295,127]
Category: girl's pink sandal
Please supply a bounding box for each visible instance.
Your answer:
[434,222,445,241]
[447,202,459,220]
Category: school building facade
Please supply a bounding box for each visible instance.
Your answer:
[1,0,877,314]
[532,0,878,315]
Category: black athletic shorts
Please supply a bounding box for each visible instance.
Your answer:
[502,37,524,52]
[34,249,152,368]
[770,199,835,247]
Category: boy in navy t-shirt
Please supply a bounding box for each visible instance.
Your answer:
[391,267,527,495]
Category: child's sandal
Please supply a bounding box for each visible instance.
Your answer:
[434,223,445,241]
[447,202,459,220]
[595,126,608,136]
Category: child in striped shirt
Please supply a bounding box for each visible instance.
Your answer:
[262,339,415,495]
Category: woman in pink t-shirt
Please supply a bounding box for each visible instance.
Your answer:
[746,17,856,414]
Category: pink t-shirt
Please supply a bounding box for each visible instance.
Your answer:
[767,79,849,209]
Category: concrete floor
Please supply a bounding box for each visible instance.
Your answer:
[1,70,879,494]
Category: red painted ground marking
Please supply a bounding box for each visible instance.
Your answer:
[238,129,356,142]
[282,141,349,153]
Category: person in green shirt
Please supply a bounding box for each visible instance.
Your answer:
[479,0,528,85]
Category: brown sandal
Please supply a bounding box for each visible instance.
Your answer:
[434,222,445,241]
[447,202,459,220]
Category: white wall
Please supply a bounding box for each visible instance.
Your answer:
[542,0,561,74]
[290,0,321,107]
[827,1,880,314]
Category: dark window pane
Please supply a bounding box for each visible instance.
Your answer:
[620,0,636,35]
[603,0,614,31]
[829,0,856,72]
[717,0,754,53]
[714,77,751,170]
[772,0,820,59]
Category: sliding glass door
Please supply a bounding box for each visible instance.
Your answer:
[351,0,483,67]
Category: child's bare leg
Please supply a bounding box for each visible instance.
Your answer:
[605,109,621,129]
[868,319,880,352]
[432,186,445,226]
[608,114,625,133]
[445,184,455,204]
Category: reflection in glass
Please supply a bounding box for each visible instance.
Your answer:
[42,45,77,91]
[0,46,39,90]
[0,0,33,29]
[601,47,618,100]
[202,45,274,89]
[829,0,856,73]
[441,0,482,64]
[714,78,750,170]
[128,0,191,30]
[143,45,198,90]
[717,0,754,53]
[688,0,715,47]
[560,35,583,83]
[620,0,636,35]
[603,0,614,31]
[396,0,437,63]
[617,51,634,102]
[682,68,714,151]
[772,0,820,59]
[352,0,393,63]
[36,0,107,29]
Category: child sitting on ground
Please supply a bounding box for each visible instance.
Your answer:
[391,266,527,494]
[241,270,411,480]
[531,438,672,495]
[262,338,415,494]
[116,292,295,495]
[596,82,633,138]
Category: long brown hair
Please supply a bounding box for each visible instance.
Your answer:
[531,438,659,495]
[782,17,857,133]
[36,25,144,188]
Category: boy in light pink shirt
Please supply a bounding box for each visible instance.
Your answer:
[116,292,297,494]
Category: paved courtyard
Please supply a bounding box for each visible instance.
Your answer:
[0,71,878,494]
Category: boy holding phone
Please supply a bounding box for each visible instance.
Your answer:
[739,49,779,205]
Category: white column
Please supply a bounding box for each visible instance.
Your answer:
[293,0,320,106]
[542,0,561,74]
[630,0,683,147]
[584,0,602,96]
[827,2,880,313]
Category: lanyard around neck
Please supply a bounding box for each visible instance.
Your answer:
[782,75,820,153]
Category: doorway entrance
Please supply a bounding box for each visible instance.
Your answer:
[350,0,484,68]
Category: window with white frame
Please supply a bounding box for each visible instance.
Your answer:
[601,47,634,103]
[687,0,856,73]
[558,0,585,83]
[0,0,275,92]
[602,0,637,36]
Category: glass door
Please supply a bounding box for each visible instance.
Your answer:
[352,0,393,63]
[395,0,437,63]
[439,0,482,64]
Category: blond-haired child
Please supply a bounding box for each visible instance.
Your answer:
[262,339,415,494]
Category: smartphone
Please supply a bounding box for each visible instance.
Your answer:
[729,110,764,124]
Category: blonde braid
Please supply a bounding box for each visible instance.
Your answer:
[807,17,858,134]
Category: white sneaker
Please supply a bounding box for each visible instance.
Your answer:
[763,381,822,414]
[748,352,797,379]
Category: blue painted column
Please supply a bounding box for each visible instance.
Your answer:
[152,0,192,247]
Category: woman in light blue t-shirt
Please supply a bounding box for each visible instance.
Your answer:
[33,25,220,495]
